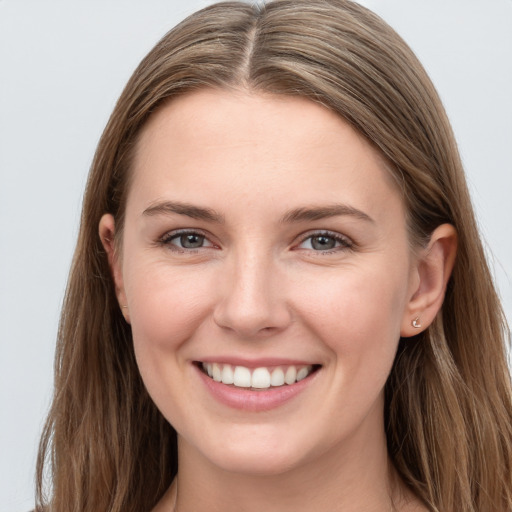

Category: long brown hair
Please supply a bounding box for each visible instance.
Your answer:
[36,1,512,511]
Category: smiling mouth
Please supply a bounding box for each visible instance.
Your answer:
[197,362,321,390]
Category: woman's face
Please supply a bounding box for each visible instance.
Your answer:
[105,89,422,476]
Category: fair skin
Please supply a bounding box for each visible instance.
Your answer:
[100,89,456,512]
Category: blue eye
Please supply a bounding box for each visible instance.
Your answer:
[298,232,351,252]
[162,231,214,250]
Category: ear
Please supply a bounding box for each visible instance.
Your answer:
[99,213,130,324]
[401,223,457,337]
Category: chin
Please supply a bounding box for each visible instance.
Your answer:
[208,447,304,477]
[187,424,319,477]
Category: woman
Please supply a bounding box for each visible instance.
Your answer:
[35,1,512,511]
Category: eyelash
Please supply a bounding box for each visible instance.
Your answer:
[158,229,353,254]
[159,229,215,253]
[295,230,353,254]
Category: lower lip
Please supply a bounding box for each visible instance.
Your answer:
[195,365,319,412]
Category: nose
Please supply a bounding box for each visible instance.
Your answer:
[213,251,292,339]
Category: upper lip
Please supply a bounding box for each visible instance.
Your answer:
[195,357,320,368]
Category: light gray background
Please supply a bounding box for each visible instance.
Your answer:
[1,1,511,510]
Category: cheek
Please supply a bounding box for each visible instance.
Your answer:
[294,262,408,371]
[125,262,215,355]
[123,263,217,427]
[296,265,409,436]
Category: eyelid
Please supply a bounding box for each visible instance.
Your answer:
[159,228,218,250]
[294,230,354,252]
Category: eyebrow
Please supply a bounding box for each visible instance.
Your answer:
[142,200,373,224]
[280,204,374,224]
[142,201,225,223]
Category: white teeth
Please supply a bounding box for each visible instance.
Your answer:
[203,362,213,377]
[233,366,252,388]
[270,367,285,386]
[221,364,234,384]
[212,363,222,382]
[296,367,309,381]
[202,362,315,388]
[251,367,271,389]
[284,366,297,385]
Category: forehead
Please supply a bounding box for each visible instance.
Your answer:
[128,89,403,221]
